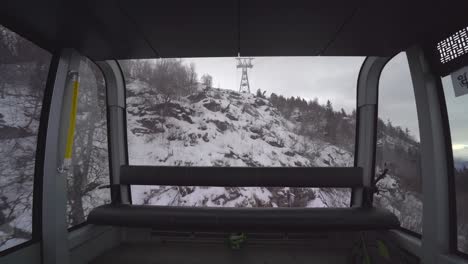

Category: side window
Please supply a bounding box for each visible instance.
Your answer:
[0,25,51,250]
[66,59,110,227]
[374,52,423,234]
[441,75,468,254]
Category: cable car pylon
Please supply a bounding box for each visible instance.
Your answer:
[236,57,254,93]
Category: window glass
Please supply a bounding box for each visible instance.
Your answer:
[0,25,51,250]
[441,75,468,254]
[66,59,110,227]
[120,57,363,207]
[374,52,423,234]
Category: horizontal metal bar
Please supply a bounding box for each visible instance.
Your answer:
[120,166,363,187]
[88,204,399,232]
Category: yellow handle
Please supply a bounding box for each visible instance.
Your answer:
[64,76,80,159]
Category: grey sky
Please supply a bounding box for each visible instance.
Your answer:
[379,53,468,160]
[185,56,363,114]
[378,53,420,141]
[185,55,421,139]
[181,54,467,159]
[442,75,468,160]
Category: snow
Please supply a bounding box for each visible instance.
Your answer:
[127,83,352,168]
[307,197,326,207]
[0,91,37,250]
[126,81,354,208]
[374,168,423,233]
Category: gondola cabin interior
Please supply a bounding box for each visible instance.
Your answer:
[1,1,468,263]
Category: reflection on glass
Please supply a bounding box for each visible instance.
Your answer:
[374,53,423,234]
[442,76,468,254]
[0,25,51,250]
[120,57,363,208]
[66,59,111,227]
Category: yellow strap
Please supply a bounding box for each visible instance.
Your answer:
[64,78,80,159]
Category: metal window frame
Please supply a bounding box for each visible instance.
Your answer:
[359,52,453,241]
[368,52,427,238]
[352,56,391,207]
[430,77,458,255]
[41,48,84,264]
[406,45,462,264]
[353,52,432,259]
[354,47,457,262]
[429,57,468,259]
[39,49,121,264]
[96,60,131,204]
[116,61,132,204]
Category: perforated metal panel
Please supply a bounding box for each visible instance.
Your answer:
[437,27,468,64]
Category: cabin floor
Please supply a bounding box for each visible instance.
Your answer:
[89,229,360,264]
[90,241,350,264]
[87,229,416,264]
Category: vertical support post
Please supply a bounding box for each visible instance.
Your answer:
[407,46,451,264]
[42,49,81,264]
[97,61,130,204]
[352,57,389,206]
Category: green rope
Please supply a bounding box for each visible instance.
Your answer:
[227,233,247,250]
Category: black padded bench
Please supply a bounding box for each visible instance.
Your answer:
[88,204,400,232]
[87,166,400,231]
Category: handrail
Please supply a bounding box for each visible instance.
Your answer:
[120,165,363,188]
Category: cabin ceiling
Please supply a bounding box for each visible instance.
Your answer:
[1,0,468,60]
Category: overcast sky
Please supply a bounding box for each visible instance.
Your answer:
[442,76,468,161]
[182,55,467,160]
[185,55,420,135]
[185,56,362,114]
[377,53,420,141]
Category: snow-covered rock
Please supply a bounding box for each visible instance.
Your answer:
[126,81,353,207]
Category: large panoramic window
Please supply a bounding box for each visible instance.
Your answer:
[66,58,111,228]
[441,74,468,254]
[374,53,423,234]
[120,57,363,208]
[0,25,51,250]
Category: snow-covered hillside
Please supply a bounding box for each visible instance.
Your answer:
[374,173,423,233]
[126,80,353,208]
[0,86,39,249]
[374,128,423,233]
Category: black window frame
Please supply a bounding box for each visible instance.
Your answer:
[373,51,424,238]
[117,60,132,204]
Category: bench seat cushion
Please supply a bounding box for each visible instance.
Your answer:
[88,204,400,232]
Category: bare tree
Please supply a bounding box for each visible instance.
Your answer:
[66,60,110,226]
[201,74,213,88]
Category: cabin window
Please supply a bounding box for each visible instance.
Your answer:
[441,74,468,254]
[374,52,423,234]
[119,57,363,207]
[66,59,111,228]
[0,25,51,250]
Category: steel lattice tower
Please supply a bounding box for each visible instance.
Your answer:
[236,58,254,93]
